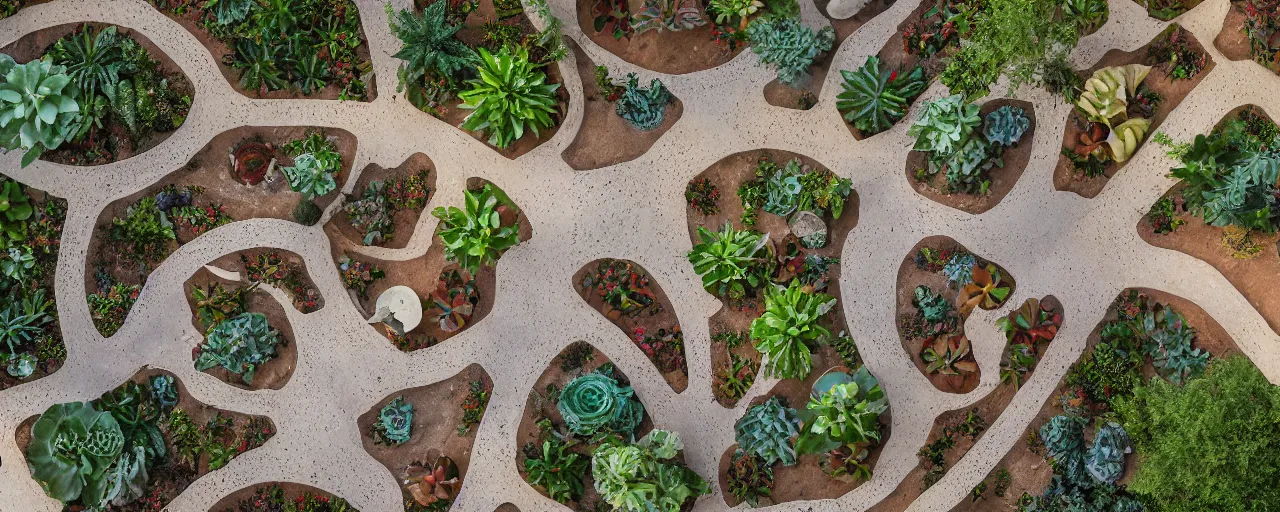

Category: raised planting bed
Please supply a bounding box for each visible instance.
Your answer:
[358,364,493,511]
[327,178,532,351]
[577,0,741,74]
[560,40,683,170]
[684,149,859,408]
[16,368,275,511]
[1055,24,1214,198]
[208,482,357,512]
[896,236,1018,394]
[330,153,437,250]
[904,99,1037,214]
[145,0,375,100]
[84,126,351,336]
[0,22,194,166]
[0,179,66,390]
[762,0,896,111]
[183,260,301,391]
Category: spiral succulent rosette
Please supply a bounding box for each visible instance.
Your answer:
[557,372,644,437]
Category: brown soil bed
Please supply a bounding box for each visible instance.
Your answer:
[716,349,892,506]
[560,39,683,170]
[515,342,656,510]
[763,0,896,110]
[1214,1,1256,63]
[207,482,355,511]
[85,125,354,319]
[572,259,688,392]
[1054,25,1215,198]
[182,262,299,392]
[904,99,1037,214]
[0,22,194,166]
[325,178,532,352]
[896,236,1017,395]
[929,288,1236,511]
[0,187,66,391]
[330,153,438,250]
[357,364,492,511]
[686,149,860,407]
[15,368,276,511]
[428,0,569,159]
[575,0,743,74]
[1132,0,1204,20]
[145,4,376,101]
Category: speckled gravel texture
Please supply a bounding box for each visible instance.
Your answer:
[1,0,1278,511]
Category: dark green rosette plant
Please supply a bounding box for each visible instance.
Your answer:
[750,280,836,380]
[431,183,520,274]
[458,47,561,149]
[523,430,589,503]
[387,1,477,87]
[745,17,835,88]
[687,222,771,300]
[615,74,671,131]
[193,312,281,385]
[372,396,414,445]
[26,402,125,507]
[557,371,644,437]
[836,56,927,136]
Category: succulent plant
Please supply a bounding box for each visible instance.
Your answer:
[6,351,35,378]
[958,264,1011,315]
[631,0,706,34]
[557,371,644,437]
[458,47,561,149]
[921,334,977,375]
[0,179,33,245]
[1085,422,1131,484]
[283,153,338,200]
[430,268,476,333]
[983,105,1030,147]
[688,222,771,300]
[27,402,125,506]
[943,137,998,194]
[615,74,670,131]
[909,94,982,157]
[734,396,802,466]
[1040,414,1086,462]
[591,429,709,512]
[373,396,414,446]
[913,285,954,325]
[794,366,888,455]
[750,280,836,380]
[837,57,928,136]
[432,184,521,275]
[402,455,461,507]
[1105,117,1151,163]
[1076,64,1150,126]
[193,312,282,385]
[745,18,835,88]
[0,55,81,167]
[1142,305,1209,385]
[941,253,976,287]
[762,159,803,216]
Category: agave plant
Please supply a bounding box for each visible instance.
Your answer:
[387,1,477,86]
[751,280,836,380]
[958,264,1011,315]
[458,47,561,149]
[734,396,802,466]
[921,334,977,375]
[687,222,771,300]
[0,287,53,354]
[0,179,33,244]
[837,57,928,136]
[27,402,125,507]
[557,372,645,437]
[49,24,123,99]
[615,74,671,131]
[0,55,81,167]
[402,455,461,507]
[941,253,976,287]
[631,0,706,34]
[193,312,282,385]
[431,184,520,274]
[372,396,414,445]
[430,268,476,333]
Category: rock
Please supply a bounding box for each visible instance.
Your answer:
[790,211,828,249]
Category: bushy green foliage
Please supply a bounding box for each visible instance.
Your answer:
[837,56,928,136]
[387,1,477,87]
[942,253,976,287]
[1113,356,1280,511]
[283,154,338,200]
[615,74,670,131]
[523,424,588,503]
[194,312,282,385]
[108,196,176,262]
[431,184,520,274]
[372,396,413,446]
[939,0,1080,99]
[913,285,954,325]
[1168,113,1280,233]
[556,371,644,437]
[591,429,710,512]
[0,179,32,244]
[0,55,80,167]
[687,222,771,300]
[762,159,803,215]
[794,367,888,457]
[710,0,763,26]
[983,105,1030,146]
[293,199,322,226]
[750,280,836,380]
[458,47,561,148]
[909,94,982,156]
[735,396,802,466]
[0,287,51,355]
[726,450,773,507]
[190,281,255,330]
[745,18,835,88]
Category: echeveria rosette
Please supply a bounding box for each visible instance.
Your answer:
[750,280,836,380]
[0,55,81,167]
[430,184,520,275]
[26,402,125,507]
[557,372,644,437]
[457,47,560,149]
[373,396,414,445]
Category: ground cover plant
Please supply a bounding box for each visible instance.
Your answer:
[577,259,687,387]
[0,180,65,388]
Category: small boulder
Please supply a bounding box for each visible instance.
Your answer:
[790,211,828,249]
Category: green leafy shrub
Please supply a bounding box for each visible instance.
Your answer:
[734,396,802,466]
[726,450,773,506]
[87,282,139,337]
[0,55,80,167]
[983,105,1030,146]
[794,166,852,220]
[108,196,176,266]
[1141,304,1208,385]
[388,1,476,87]
[372,396,413,445]
[615,74,671,131]
[1168,114,1280,233]
[591,429,710,512]
[26,402,124,506]
[687,222,771,300]
[523,432,588,503]
[913,285,955,328]
[0,179,32,244]
[939,0,1081,99]
[762,159,802,215]
[746,18,834,88]
[458,47,561,148]
[344,182,393,244]
[556,371,644,437]
[750,280,836,380]
[193,312,282,385]
[1,287,52,355]
[293,199,322,226]
[710,0,763,27]
[190,281,255,330]
[431,184,520,274]
[909,94,982,157]
[794,367,888,476]
[836,56,928,136]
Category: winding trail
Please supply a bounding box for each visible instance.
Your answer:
[0,0,1277,511]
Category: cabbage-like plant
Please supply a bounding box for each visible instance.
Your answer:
[631,0,706,34]
[207,0,256,25]
[908,94,981,157]
[1106,117,1150,163]
[0,179,33,246]
[746,18,835,88]
[193,312,282,385]
[750,280,836,380]
[983,105,1030,146]
[372,396,413,445]
[26,401,125,506]
[734,396,802,466]
[1085,422,1131,484]
[1040,414,1087,482]
[591,429,710,512]
[943,136,999,193]
[687,222,771,300]
[912,285,954,325]
[794,366,888,454]
[1077,65,1150,126]
[458,47,561,149]
[557,372,644,437]
[431,184,520,274]
[0,54,81,167]
[283,153,338,200]
[615,74,671,131]
[837,57,928,136]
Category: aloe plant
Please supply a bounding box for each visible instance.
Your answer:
[458,47,561,148]
[836,57,928,136]
[746,18,835,88]
[372,396,413,445]
[615,74,670,131]
[0,54,81,167]
[687,222,771,300]
[734,396,802,466]
[193,312,282,385]
[431,184,520,274]
[921,334,977,375]
[750,280,836,380]
[557,371,644,437]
